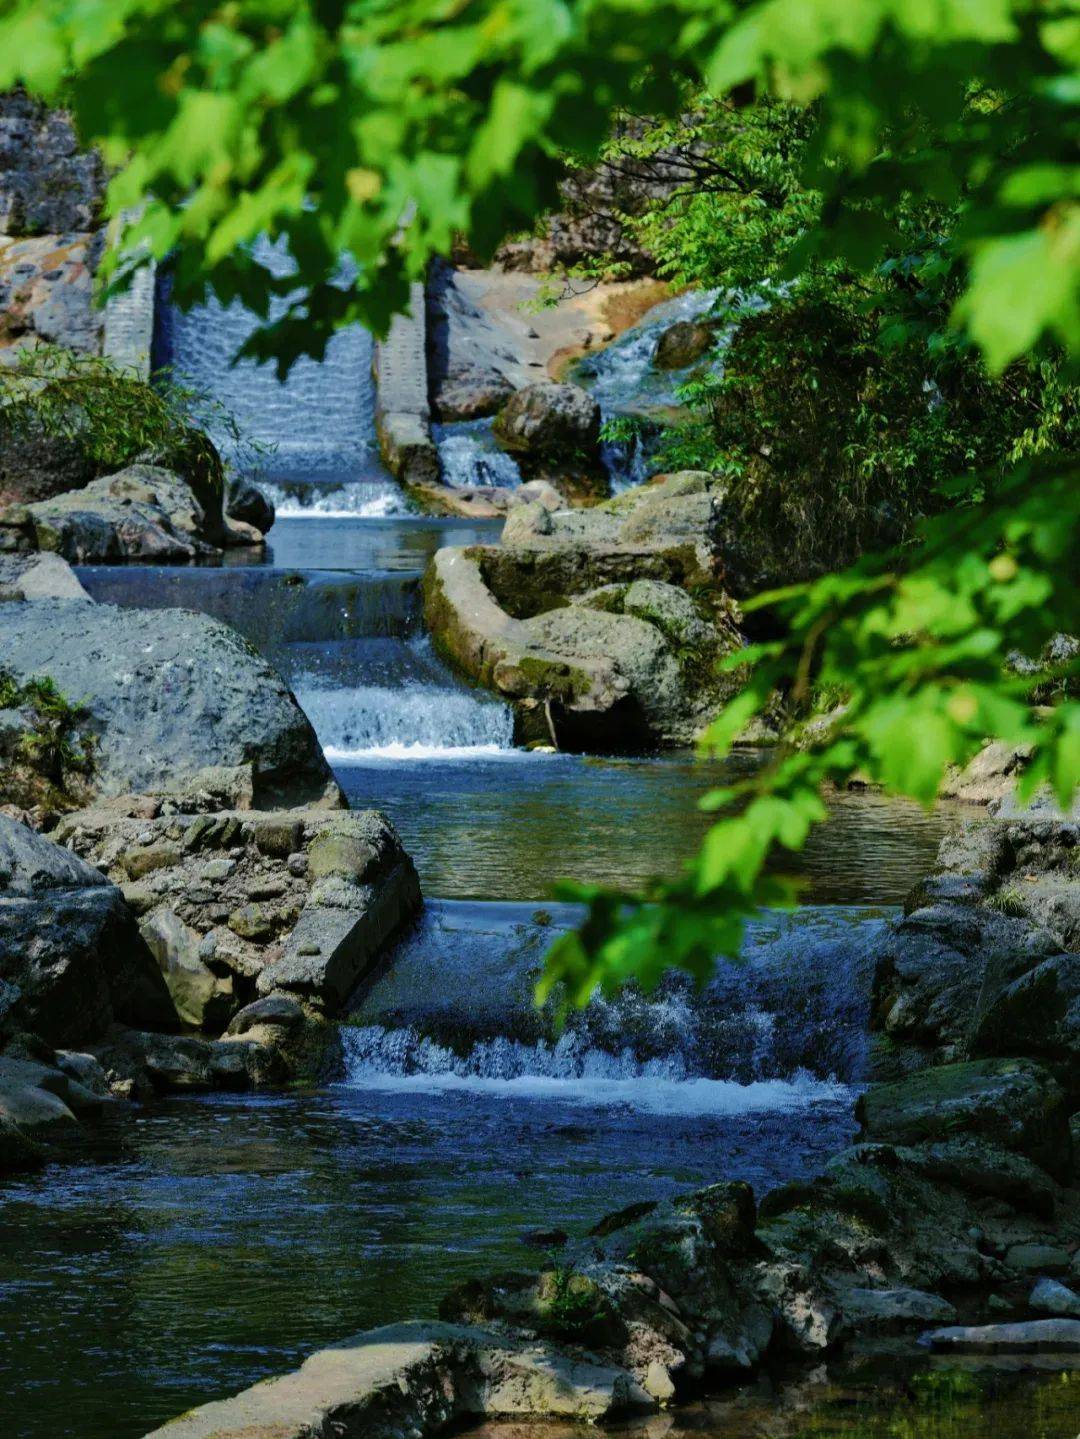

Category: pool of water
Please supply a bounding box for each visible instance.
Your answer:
[0,1081,855,1439]
[336,752,956,904]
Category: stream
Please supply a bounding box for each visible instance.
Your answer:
[3,279,1073,1439]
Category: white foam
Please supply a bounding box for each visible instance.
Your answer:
[264,484,406,519]
[325,741,515,763]
[340,1025,851,1117]
[297,681,515,759]
[341,1067,848,1118]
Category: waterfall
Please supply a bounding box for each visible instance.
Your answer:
[575,287,769,491]
[289,637,514,761]
[340,900,888,1114]
[433,418,522,490]
[153,234,404,514]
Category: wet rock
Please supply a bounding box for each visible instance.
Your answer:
[142,1321,656,1438]
[856,1059,1072,1180]
[925,1318,1080,1354]
[1030,1276,1080,1317]
[4,463,234,562]
[492,382,601,470]
[0,600,339,808]
[224,476,274,535]
[654,319,715,370]
[0,814,174,1046]
[93,1027,287,1094]
[0,1054,107,1167]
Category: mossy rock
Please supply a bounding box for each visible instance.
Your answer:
[857,1058,1072,1180]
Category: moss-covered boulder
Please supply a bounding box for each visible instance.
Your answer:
[856,1058,1072,1179]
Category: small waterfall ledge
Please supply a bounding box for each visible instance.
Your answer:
[341,899,890,1113]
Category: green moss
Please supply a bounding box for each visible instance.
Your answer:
[535,1267,615,1344]
[0,668,95,818]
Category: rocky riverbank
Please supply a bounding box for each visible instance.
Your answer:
[0,554,421,1171]
[142,795,1080,1438]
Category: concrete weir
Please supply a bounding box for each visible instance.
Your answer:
[374,279,441,486]
[103,245,439,489]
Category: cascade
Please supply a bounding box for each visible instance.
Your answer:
[340,899,891,1115]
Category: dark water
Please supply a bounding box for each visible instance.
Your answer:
[472,1362,1080,1439]
[0,1083,854,1439]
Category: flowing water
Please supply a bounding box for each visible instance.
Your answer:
[4,288,991,1439]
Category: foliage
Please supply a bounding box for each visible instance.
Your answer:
[0,346,238,498]
[0,668,95,819]
[1,2,1078,375]
[587,93,1078,584]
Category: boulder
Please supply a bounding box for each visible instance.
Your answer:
[0,552,90,600]
[495,471,727,591]
[0,1054,110,1170]
[1030,1276,1080,1317]
[0,463,236,562]
[92,1026,288,1094]
[867,901,1054,1074]
[654,319,716,370]
[856,1058,1072,1179]
[224,476,275,535]
[975,953,1080,1094]
[492,382,601,470]
[0,600,339,808]
[0,815,174,1045]
[424,546,744,750]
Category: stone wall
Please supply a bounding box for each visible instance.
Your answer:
[0,90,107,358]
